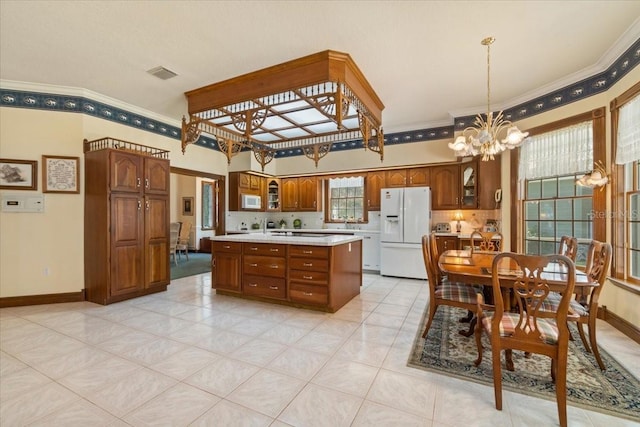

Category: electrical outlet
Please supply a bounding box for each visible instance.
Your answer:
[43,267,50,276]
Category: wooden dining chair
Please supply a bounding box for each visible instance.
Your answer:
[474,253,576,427]
[470,231,503,252]
[543,240,612,370]
[558,235,578,261]
[421,234,481,339]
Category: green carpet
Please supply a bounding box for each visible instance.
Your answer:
[170,252,211,280]
[407,305,640,423]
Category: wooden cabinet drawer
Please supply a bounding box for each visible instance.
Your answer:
[289,257,329,272]
[289,283,328,306]
[243,275,286,299]
[289,245,329,258]
[243,255,286,277]
[289,270,328,285]
[243,243,286,257]
[213,241,242,253]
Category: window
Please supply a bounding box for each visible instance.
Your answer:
[611,83,640,284]
[326,176,365,222]
[201,180,216,230]
[523,174,593,265]
[515,108,606,265]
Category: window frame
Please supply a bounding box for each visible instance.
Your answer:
[323,173,368,223]
[611,81,640,285]
[510,107,606,252]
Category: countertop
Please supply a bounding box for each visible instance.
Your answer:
[433,232,501,239]
[213,232,363,246]
[227,228,380,235]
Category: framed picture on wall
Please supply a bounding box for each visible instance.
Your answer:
[0,158,37,190]
[182,196,194,216]
[42,155,80,193]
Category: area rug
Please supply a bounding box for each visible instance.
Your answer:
[407,305,640,422]
[170,252,211,280]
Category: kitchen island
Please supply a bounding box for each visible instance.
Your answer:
[211,233,362,312]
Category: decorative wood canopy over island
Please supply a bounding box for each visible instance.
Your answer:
[211,233,363,312]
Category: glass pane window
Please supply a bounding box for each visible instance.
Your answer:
[523,174,592,267]
[327,176,365,222]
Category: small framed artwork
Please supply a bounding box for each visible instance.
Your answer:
[182,196,194,216]
[0,158,38,190]
[42,155,80,194]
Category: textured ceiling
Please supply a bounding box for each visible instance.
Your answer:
[1,1,639,134]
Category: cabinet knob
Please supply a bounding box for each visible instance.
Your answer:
[270,248,279,252]
[270,264,279,269]
[303,292,313,296]
[303,250,313,254]
[269,286,279,290]
[250,247,258,251]
[249,263,258,267]
[303,262,313,267]
[303,275,313,280]
[223,245,230,249]
[137,178,141,187]
[145,178,149,188]
[137,200,141,210]
[248,283,257,287]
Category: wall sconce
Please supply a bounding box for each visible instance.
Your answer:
[576,161,609,189]
[453,211,464,233]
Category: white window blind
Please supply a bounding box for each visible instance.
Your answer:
[518,121,593,180]
[616,94,640,164]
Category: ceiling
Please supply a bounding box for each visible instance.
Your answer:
[2,1,640,135]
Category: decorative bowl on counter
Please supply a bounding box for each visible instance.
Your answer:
[293,218,302,229]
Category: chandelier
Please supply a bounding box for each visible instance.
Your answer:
[448,37,529,161]
[181,50,384,170]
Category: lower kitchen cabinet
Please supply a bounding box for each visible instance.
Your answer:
[211,241,242,293]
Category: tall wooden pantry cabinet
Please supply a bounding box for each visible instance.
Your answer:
[84,138,171,304]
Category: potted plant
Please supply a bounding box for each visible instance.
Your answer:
[279,219,287,229]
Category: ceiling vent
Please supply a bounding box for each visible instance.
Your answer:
[147,66,177,80]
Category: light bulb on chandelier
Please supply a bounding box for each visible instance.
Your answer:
[449,37,529,161]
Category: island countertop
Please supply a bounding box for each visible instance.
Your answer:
[212,232,362,246]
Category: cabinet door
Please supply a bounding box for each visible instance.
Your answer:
[460,162,477,209]
[249,174,262,191]
[212,252,242,292]
[477,157,501,209]
[266,179,281,211]
[238,173,251,189]
[431,165,460,210]
[366,171,385,210]
[281,178,299,211]
[408,167,430,187]
[298,176,320,211]
[385,170,407,187]
[110,193,144,297]
[436,236,458,254]
[145,194,170,288]
[144,158,170,195]
[110,151,142,193]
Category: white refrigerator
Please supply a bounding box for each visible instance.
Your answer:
[380,187,431,279]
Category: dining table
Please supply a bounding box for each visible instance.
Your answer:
[438,249,599,336]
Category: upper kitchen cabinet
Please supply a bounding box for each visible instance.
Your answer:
[431,164,461,210]
[476,157,501,209]
[460,162,477,209]
[366,171,385,210]
[265,178,280,212]
[431,159,500,210]
[281,176,321,212]
[228,172,265,211]
[384,167,430,188]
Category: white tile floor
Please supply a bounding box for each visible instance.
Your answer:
[1,273,639,426]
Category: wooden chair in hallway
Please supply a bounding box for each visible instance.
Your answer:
[176,221,192,261]
[169,222,181,266]
[421,233,480,339]
[474,253,576,427]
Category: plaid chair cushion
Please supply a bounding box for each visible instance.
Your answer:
[481,312,560,345]
[435,283,478,304]
[540,292,588,316]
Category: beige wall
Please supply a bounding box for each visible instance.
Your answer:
[1,69,638,328]
[0,107,227,298]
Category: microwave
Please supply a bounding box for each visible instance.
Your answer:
[241,194,261,209]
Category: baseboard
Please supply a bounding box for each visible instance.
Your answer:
[0,290,86,308]
[599,305,640,345]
